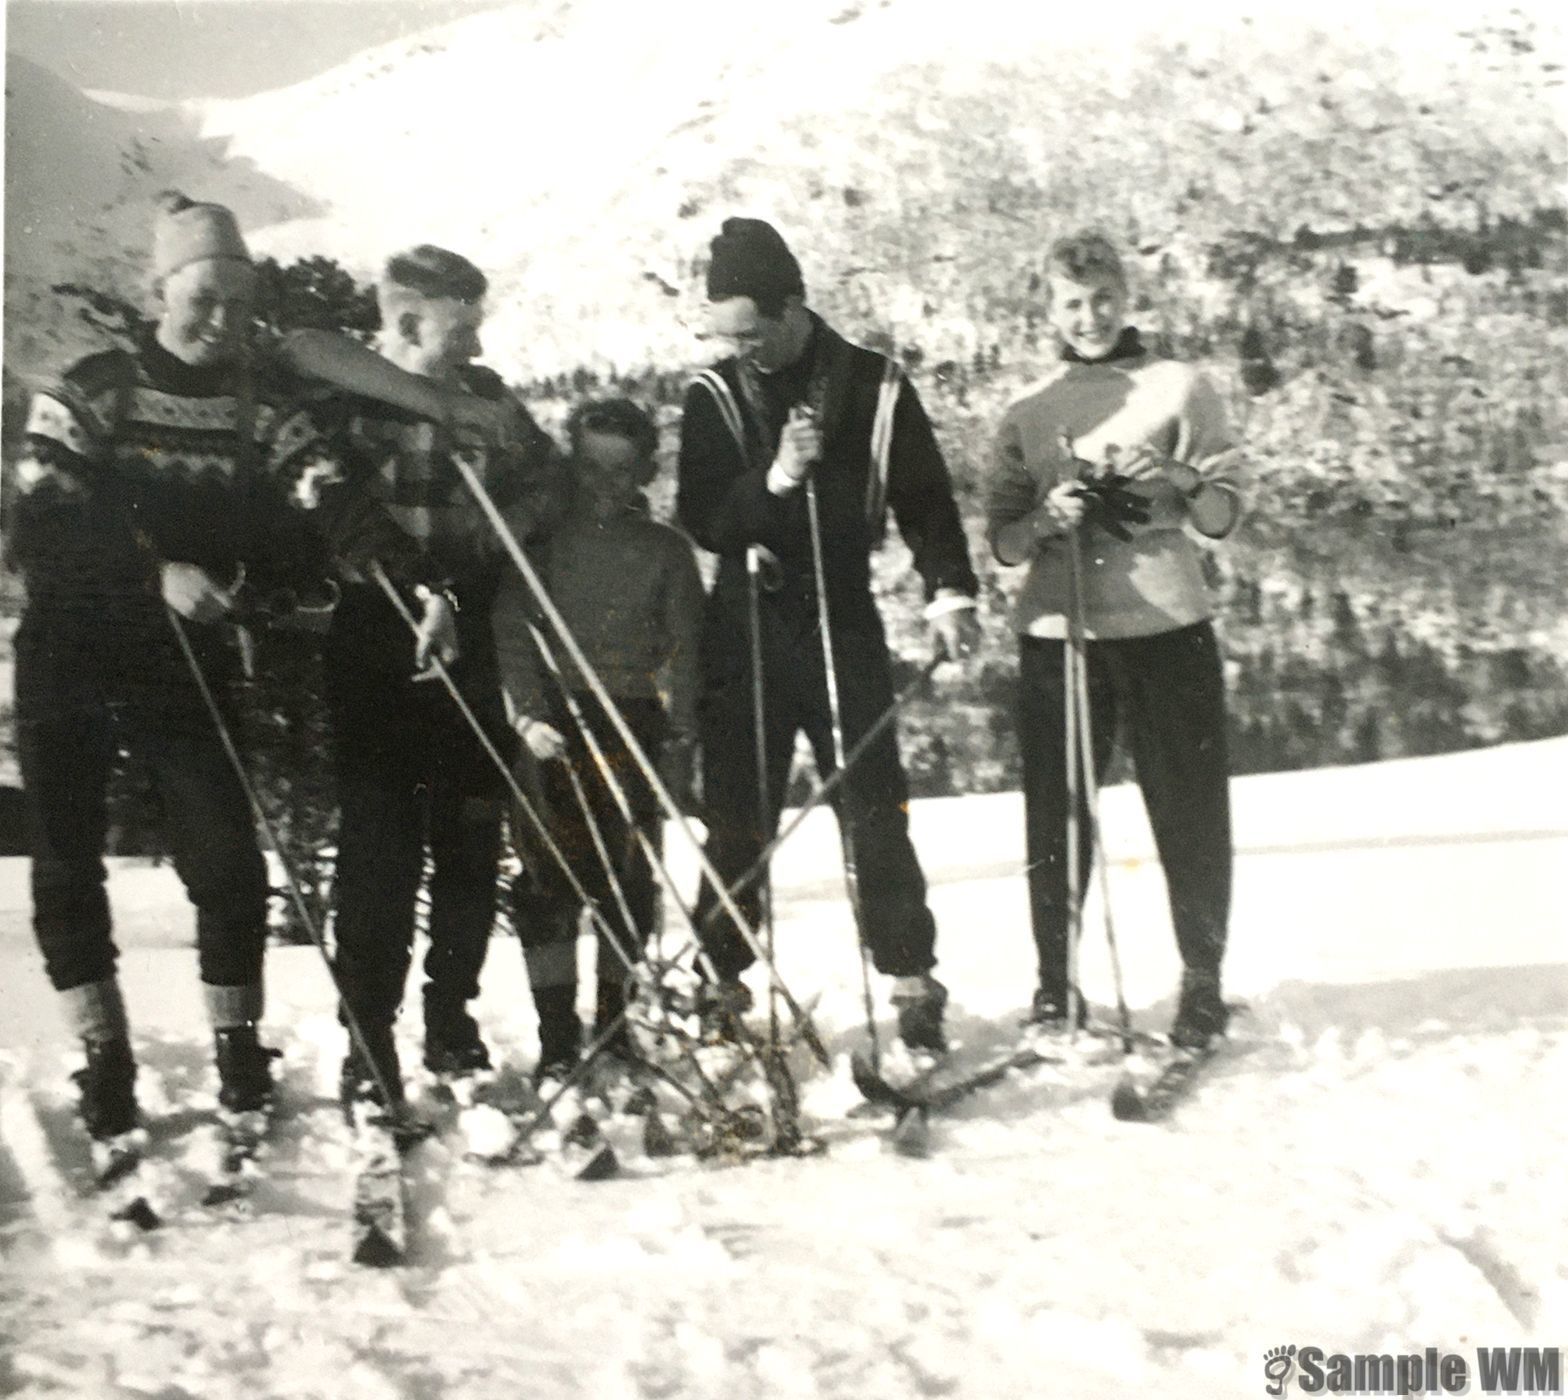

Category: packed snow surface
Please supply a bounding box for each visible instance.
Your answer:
[1,738,1564,1398]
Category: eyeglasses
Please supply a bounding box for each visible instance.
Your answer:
[693,327,769,347]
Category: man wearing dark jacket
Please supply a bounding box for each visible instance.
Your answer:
[288,244,563,1105]
[676,217,979,1052]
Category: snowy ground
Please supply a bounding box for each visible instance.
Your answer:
[1,738,1565,1399]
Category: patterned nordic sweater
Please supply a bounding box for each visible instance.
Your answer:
[7,333,428,623]
[276,363,565,674]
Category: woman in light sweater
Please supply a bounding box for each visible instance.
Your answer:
[986,230,1244,1050]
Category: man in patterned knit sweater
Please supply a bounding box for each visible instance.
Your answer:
[677,218,980,1054]
[291,245,563,1107]
[986,230,1245,1049]
[6,193,481,1151]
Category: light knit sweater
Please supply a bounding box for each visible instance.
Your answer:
[985,348,1243,640]
[493,495,704,736]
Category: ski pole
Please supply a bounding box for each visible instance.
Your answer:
[712,650,943,916]
[804,477,882,1072]
[369,566,745,1122]
[1068,565,1133,1053]
[163,608,403,1117]
[1063,560,1084,1041]
[556,759,649,998]
[746,546,781,1062]
[549,753,750,1122]
[510,753,765,1147]
[451,452,830,1067]
[550,722,753,1119]
[526,622,804,1134]
[1062,464,1135,1054]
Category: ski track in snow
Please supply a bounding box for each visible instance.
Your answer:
[2,739,1565,1399]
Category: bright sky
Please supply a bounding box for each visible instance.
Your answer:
[5,0,512,100]
[4,0,1562,104]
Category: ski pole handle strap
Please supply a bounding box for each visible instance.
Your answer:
[413,581,461,614]
[923,591,976,621]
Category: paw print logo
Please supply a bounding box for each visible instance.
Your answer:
[1263,1344,1298,1396]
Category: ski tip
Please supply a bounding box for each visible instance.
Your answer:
[891,1105,931,1158]
[109,1196,162,1232]
[848,1047,880,1093]
[201,1180,252,1211]
[352,1224,406,1268]
[1110,1075,1150,1123]
[849,1048,906,1109]
[642,1113,680,1159]
[94,1145,144,1192]
[573,1142,621,1182]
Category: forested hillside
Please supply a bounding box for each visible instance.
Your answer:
[4,4,1564,805]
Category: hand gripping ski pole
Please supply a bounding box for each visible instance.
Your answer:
[449,452,830,1067]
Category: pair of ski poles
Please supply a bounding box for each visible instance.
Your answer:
[1059,459,1136,1055]
[747,478,886,1075]
[451,448,945,1129]
[376,542,938,1147]
[165,433,941,1141]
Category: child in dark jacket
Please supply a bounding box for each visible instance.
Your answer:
[493,398,704,1082]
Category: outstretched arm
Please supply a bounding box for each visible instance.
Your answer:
[279,331,447,418]
[279,330,510,443]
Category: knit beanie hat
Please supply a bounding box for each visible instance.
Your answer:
[152,191,250,281]
[705,218,804,304]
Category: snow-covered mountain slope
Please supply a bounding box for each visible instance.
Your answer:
[2,53,325,378]
[1,739,1563,1397]
[7,1,1562,384]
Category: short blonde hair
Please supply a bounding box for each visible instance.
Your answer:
[1044,231,1127,291]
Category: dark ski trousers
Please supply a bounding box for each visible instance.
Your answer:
[511,692,666,989]
[14,608,268,994]
[325,650,507,1035]
[1017,619,1232,1005]
[694,611,936,981]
